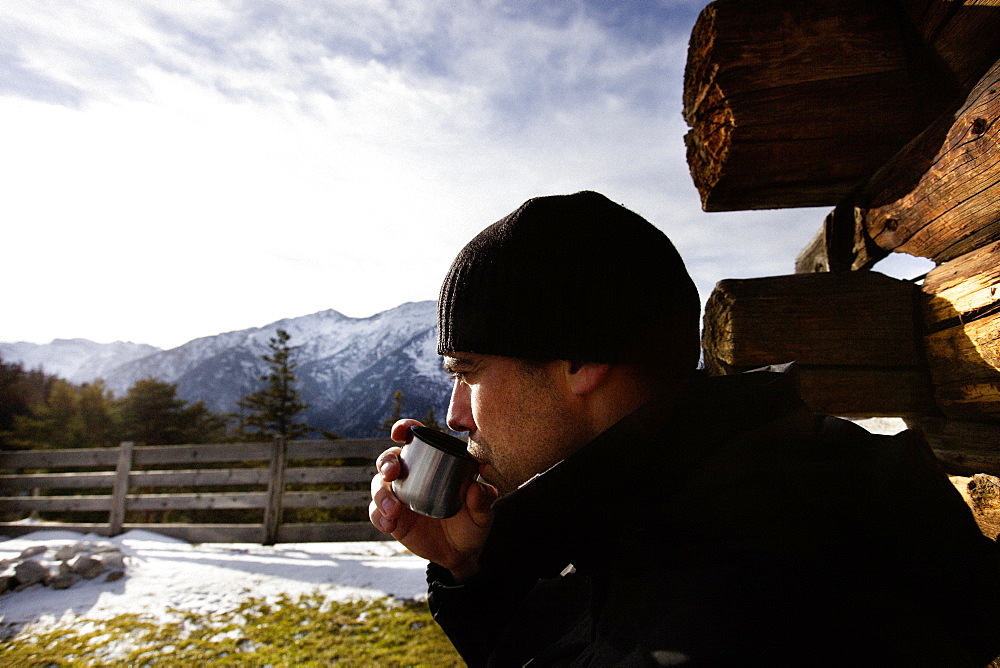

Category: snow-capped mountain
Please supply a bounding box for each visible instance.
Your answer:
[0,339,162,384]
[0,301,453,437]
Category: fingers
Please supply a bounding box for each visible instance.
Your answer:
[371,446,404,534]
[466,480,499,528]
[390,418,423,443]
[371,421,419,535]
[369,499,395,534]
[375,446,403,481]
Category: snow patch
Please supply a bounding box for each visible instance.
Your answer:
[0,530,427,634]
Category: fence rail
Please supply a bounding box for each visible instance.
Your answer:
[0,438,392,544]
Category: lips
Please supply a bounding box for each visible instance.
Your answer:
[465,441,492,479]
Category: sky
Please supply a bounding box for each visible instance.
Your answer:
[1,0,933,350]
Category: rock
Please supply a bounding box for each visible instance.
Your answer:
[43,562,70,585]
[54,544,79,561]
[968,474,1000,514]
[97,551,125,570]
[82,541,117,554]
[1,541,127,594]
[18,546,46,560]
[48,572,81,590]
[13,559,47,587]
[67,555,106,579]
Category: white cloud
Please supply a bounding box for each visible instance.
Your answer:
[0,1,830,349]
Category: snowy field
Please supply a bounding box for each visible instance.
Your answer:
[0,529,428,637]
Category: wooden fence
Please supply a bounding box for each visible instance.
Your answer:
[0,438,393,544]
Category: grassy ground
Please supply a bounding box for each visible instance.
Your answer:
[0,593,463,666]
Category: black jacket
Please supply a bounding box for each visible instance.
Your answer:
[428,370,1000,666]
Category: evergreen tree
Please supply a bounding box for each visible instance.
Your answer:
[422,405,444,432]
[117,378,194,445]
[2,371,229,449]
[4,379,117,449]
[0,358,56,448]
[377,389,405,433]
[77,381,116,447]
[178,399,230,444]
[236,329,310,440]
[5,379,78,449]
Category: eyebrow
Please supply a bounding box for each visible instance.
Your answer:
[442,356,477,374]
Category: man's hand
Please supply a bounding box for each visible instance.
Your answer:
[369,418,497,582]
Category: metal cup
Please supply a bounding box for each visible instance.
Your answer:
[392,425,478,519]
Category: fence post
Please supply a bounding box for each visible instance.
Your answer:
[108,441,134,536]
[261,435,287,545]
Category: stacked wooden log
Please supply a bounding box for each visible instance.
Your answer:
[684,0,1000,211]
[702,272,936,417]
[793,58,1000,425]
[687,0,1000,464]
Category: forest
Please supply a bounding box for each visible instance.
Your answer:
[0,329,317,451]
[0,359,228,451]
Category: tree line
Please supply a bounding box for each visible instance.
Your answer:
[1,329,444,450]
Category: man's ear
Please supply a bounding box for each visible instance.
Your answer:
[564,361,611,396]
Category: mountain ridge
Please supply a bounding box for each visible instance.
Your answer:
[0,301,451,438]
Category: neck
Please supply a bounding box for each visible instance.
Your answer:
[581,364,690,441]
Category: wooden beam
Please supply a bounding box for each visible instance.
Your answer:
[702,272,935,416]
[0,471,117,490]
[857,57,1000,263]
[0,448,119,470]
[1,495,112,512]
[261,436,288,546]
[108,441,134,536]
[0,438,390,544]
[1,490,373,514]
[899,0,1000,94]
[682,0,952,211]
[0,465,375,491]
[0,521,393,543]
[795,198,890,273]
[795,365,937,417]
[275,522,391,543]
[0,438,391,470]
[704,272,924,369]
[0,522,113,538]
[906,416,1000,475]
[922,240,1000,422]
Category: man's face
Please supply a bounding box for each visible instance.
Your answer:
[443,353,586,495]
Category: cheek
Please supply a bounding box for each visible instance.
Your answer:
[469,386,495,433]
[470,384,517,440]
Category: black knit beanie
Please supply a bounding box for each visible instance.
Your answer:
[437,191,701,366]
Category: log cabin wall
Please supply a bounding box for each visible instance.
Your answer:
[686,0,1000,467]
[684,0,1000,212]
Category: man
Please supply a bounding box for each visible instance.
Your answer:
[370,191,1000,666]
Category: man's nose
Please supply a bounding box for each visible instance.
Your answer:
[446,380,474,433]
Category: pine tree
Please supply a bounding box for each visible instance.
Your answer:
[76,381,116,446]
[0,358,56,448]
[377,390,405,433]
[422,405,444,431]
[117,377,187,445]
[5,379,117,449]
[178,399,230,444]
[236,329,311,440]
[4,379,78,450]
